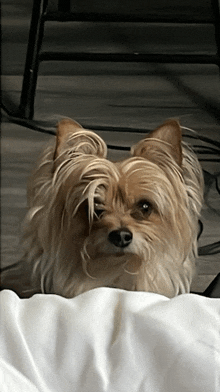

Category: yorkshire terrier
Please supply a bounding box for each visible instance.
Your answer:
[1,119,204,298]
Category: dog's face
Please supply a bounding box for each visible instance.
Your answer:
[78,156,188,275]
[37,118,202,297]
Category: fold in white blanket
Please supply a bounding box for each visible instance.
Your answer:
[0,288,220,392]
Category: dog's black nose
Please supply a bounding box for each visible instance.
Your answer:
[108,229,133,248]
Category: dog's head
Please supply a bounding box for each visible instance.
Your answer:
[34,118,201,297]
[26,119,203,297]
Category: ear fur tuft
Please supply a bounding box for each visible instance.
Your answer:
[131,119,182,166]
[54,118,107,160]
[54,119,83,159]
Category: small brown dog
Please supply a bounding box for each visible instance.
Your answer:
[1,119,204,298]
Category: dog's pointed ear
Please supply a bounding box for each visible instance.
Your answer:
[131,119,182,166]
[55,118,83,158]
[54,118,107,160]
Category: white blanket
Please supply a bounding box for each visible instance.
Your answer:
[0,288,220,392]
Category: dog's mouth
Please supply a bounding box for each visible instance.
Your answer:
[123,254,142,274]
[104,251,142,275]
[115,251,125,257]
[82,246,142,278]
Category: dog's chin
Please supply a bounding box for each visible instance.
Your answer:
[73,251,142,296]
[83,251,142,279]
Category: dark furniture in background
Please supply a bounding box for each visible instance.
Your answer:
[6,0,219,122]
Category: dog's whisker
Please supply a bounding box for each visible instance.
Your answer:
[80,240,97,280]
[181,126,198,134]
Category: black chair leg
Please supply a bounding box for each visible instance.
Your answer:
[211,0,220,72]
[18,0,48,120]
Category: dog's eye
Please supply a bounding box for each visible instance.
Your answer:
[136,200,152,217]
[131,200,153,220]
[94,203,105,219]
[138,200,152,212]
[139,201,151,212]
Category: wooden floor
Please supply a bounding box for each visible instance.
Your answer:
[1,0,220,293]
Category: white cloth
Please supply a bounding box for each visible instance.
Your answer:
[0,288,220,392]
